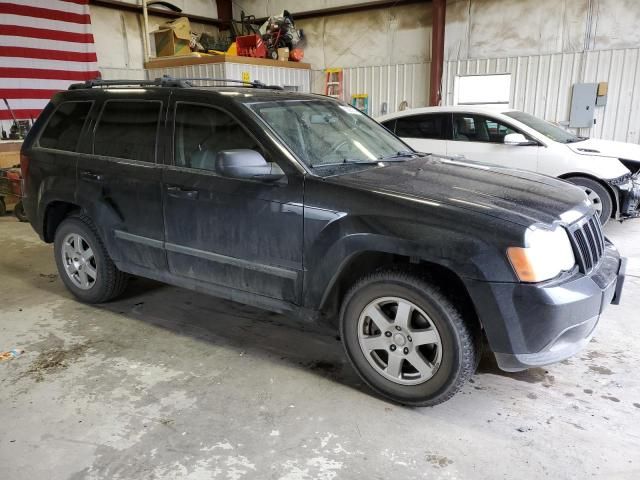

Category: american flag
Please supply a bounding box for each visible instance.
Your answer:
[0,0,99,121]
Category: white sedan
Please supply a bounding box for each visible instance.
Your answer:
[377,106,640,224]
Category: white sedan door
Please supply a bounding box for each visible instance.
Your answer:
[447,113,539,171]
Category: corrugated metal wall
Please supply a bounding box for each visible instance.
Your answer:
[312,63,431,118]
[145,63,311,92]
[443,47,640,144]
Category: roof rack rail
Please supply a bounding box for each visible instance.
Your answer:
[68,75,284,91]
[178,78,284,90]
[68,76,189,90]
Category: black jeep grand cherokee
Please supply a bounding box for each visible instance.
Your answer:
[21,78,626,406]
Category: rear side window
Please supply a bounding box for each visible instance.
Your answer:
[173,102,260,171]
[395,114,450,140]
[39,101,92,151]
[94,100,161,162]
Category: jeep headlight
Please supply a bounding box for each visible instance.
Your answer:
[507,225,575,282]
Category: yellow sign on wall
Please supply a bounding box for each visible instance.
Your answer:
[241,71,250,83]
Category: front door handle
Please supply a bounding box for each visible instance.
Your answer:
[80,171,104,182]
[166,185,199,200]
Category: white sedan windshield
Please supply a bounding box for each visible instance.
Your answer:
[505,111,583,143]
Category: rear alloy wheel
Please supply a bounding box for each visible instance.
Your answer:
[340,271,478,406]
[54,215,128,303]
[567,177,613,225]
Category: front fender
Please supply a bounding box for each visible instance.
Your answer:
[302,209,521,310]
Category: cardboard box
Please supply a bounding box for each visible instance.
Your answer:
[154,17,192,57]
[277,47,289,61]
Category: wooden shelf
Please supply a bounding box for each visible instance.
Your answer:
[145,54,311,70]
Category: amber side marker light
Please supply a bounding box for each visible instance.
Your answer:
[507,246,539,283]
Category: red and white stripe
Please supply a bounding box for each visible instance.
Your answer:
[0,0,99,121]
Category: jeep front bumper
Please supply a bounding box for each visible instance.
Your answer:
[464,243,625,371]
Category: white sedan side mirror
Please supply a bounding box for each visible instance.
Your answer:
[504,133,536,146]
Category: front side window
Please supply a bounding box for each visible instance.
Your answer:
[395,114,450,140]
[452,114,517,143]
[246,100,411,173]
[174,103,260,171]
[93,100,161,162]
[39,101,92,151]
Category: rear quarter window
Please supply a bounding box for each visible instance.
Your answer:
[395,114,450,140]
[93,100,162,163]
[39,101,93,152]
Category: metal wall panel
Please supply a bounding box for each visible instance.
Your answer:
[443,48,640,144]
[145,63,311,91]
[312,63,431,118]
[100,67,146,80]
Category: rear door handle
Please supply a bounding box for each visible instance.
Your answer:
[166,185,199,200]
[80,171,104,182]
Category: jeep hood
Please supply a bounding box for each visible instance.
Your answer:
[567,138,640,164]
[327,156,592,227]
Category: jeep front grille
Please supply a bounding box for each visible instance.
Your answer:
[570,214,605,273]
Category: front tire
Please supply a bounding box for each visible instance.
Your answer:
[54,214,128,303]
[566,177,613,225]
[339,271,478,406]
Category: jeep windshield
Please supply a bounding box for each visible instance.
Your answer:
[245,99,415,172]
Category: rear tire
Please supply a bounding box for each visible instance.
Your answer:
[0,197,6,216]
[13,201,27,222]
[54,214,128,303]
[566,177,613,225]
[339,270,478,406]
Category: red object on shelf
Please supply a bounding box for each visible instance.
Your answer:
[235,34,267,58]
[289,48,304,62]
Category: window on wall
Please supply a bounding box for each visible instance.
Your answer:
[394,114,451,140]
[93,100,162,162]
[452,114,518,143]
[39,101,92,152]
[174,103,260,171]
[454,74,511,107]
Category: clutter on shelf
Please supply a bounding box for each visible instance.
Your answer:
[151,9,305,63]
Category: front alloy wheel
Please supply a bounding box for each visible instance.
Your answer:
[340,271,479,406]
[358,297,443,385]
[567,177,613,225]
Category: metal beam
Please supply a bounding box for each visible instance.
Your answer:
[429,0,445,106]
[252,0,428,23]
[215,0,233,30]
[89,0,224,27]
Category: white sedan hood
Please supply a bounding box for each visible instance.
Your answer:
[567,138,640,162]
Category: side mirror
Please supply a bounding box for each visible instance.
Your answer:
[504,133,536,146]
[216,149,285,182]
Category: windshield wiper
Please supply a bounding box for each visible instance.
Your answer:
[378,151,419,161]
[564,137,587,143]
[312,154,418,168]
[311,159,382,168]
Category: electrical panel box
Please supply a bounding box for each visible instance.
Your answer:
[569,83,598,128]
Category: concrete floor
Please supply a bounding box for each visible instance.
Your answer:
[1,216,639,480]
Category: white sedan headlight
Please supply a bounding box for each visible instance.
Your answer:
[507,225,576,282]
